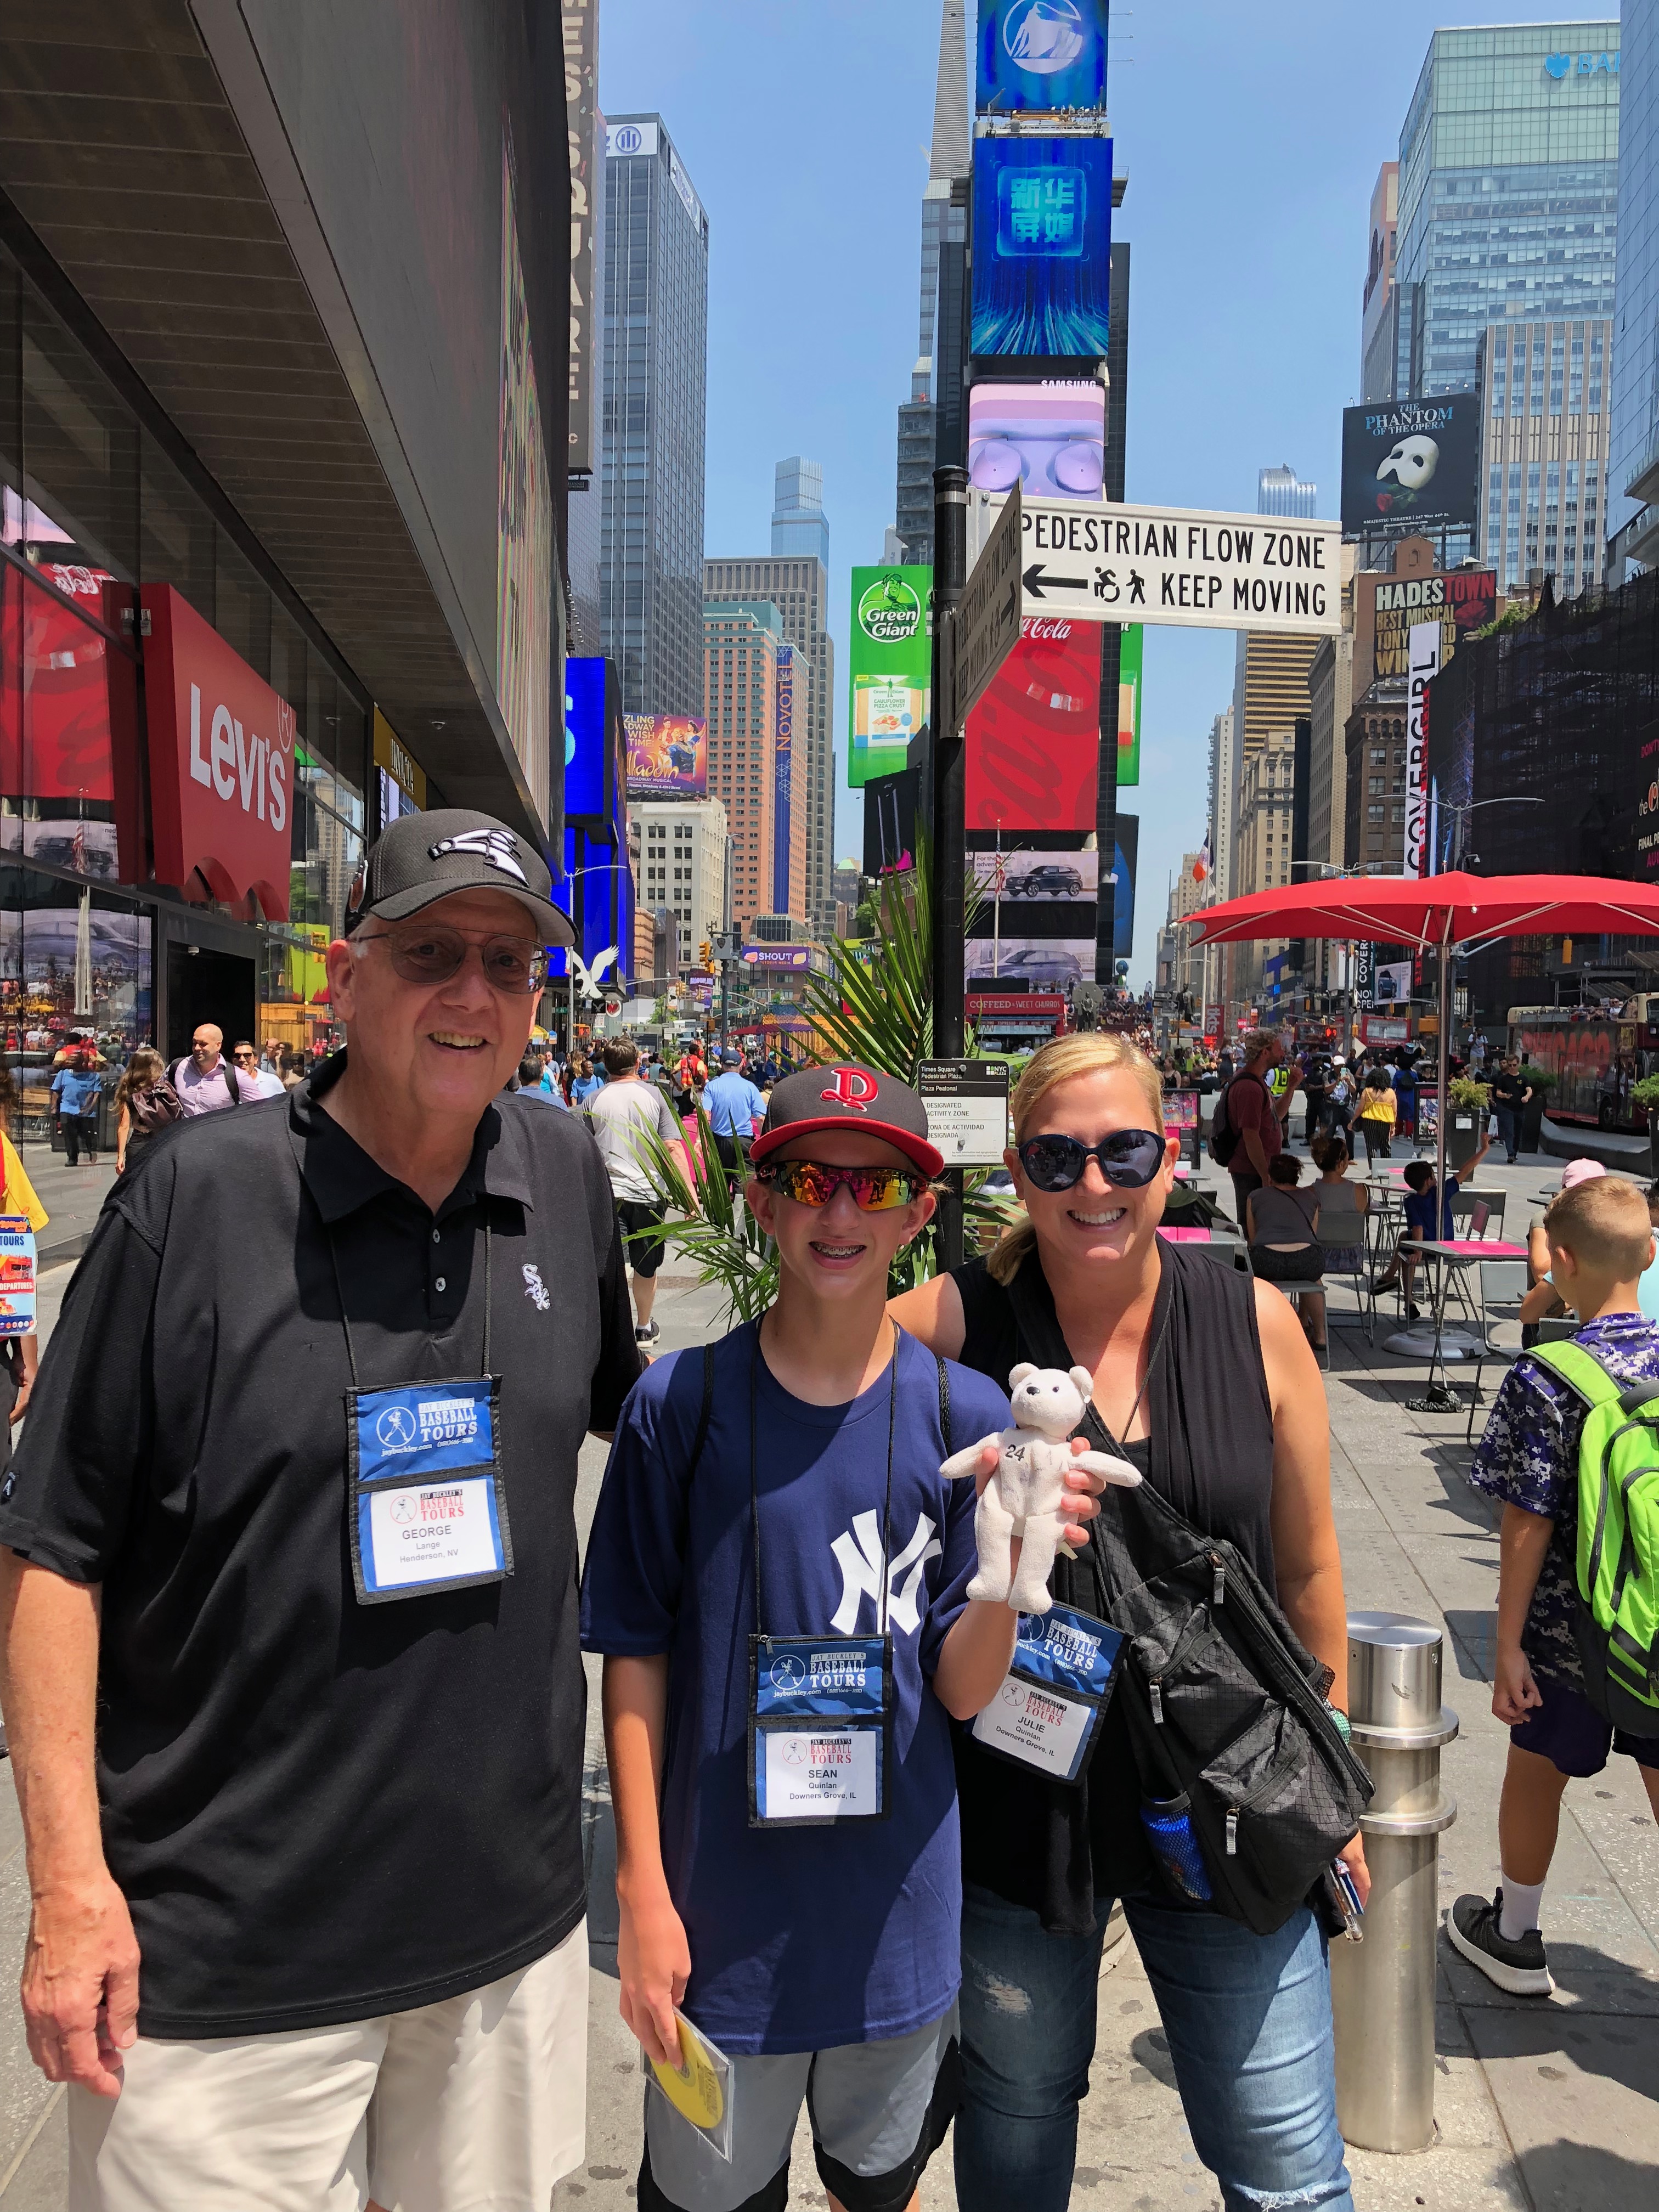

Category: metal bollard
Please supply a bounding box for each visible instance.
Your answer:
[1329,1611,1458,2153]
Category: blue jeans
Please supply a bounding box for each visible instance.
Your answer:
[954,1884,1352,2212]
[1494,1106,1520,1160]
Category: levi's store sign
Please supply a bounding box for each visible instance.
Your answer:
[139,585,292,920]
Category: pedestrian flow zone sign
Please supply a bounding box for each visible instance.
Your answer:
[982,495,1344,636]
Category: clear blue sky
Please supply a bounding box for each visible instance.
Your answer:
[596,2,1609,979]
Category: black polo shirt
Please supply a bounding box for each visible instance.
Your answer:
[0,1053,641,2037]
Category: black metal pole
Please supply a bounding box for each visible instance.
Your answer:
[1096,622,1121,989]
[929,463,969,1268]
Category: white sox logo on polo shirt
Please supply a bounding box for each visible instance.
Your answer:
[821,1069,879,1111]
[428,827,528,885]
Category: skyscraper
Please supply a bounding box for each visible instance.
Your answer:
[771,457,830,567]
[1257,465,1317,519]
[1391,26,1620,401]
[1609,0,1659,576]
[599,115,709,717]
[702,602,805,936]
[1476,317,1612,594]
[1361,163,1400,403]
[704,549,834,933]
[893,0,971,561]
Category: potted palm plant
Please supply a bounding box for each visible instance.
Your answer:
[1446,1074,1491,1171]
[1632,1073,1659,1173]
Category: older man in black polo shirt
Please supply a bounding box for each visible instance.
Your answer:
[0,810,641,2210]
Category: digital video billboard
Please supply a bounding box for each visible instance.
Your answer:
[1340,396,1481,537]
[972,848,1098,900]
[624,712,708,799]
[965,938,1092,991]
[972,136,1113,360]
[1370,568,1497,683]
[774,644,794,913]
[966,617,1099,831]
[978,0,1109,112]
[564,656,607,817]
[1112,811,1137,962]
[848,565,932,787]
[1116,620,1141,787]
[967,379,1104,500]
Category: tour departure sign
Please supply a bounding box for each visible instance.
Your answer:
[981,495,1344,636]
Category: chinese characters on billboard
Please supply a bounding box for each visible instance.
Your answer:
[971,135,1113,360]
[624,713,708,800]
[848,566,932,788]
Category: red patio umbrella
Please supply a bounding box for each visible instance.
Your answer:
[1184,872,1659,1397]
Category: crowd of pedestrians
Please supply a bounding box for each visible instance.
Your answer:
[0,809,1646,2212]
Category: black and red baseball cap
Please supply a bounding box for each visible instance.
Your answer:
[750,1062,944,1179]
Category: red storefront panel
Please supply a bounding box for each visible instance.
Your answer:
[139,584,294,919]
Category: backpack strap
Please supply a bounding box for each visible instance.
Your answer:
[687,1342,715,1479]
[1529,1339,1624,1411]
[936,1355,952,1455]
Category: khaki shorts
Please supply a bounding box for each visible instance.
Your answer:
[69,1920,588,2212]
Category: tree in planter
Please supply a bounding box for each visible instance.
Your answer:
[1631,1075,1659,1170]
[1445,1075,1492,1171]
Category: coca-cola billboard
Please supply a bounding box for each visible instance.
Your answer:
[966,617,1099,833]
[139,584,294,919]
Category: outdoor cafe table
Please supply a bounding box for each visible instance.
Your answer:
[1401,1237,1530,1403]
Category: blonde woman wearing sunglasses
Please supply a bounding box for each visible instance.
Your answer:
[890,1031,1365,2212]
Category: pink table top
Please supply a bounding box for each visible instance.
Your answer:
[1410,1238,1528,1261]
[1158,1226,1218,1243]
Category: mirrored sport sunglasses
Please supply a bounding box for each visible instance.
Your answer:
[1017,1128,1167,1193]
[755,1159,923,1211]
[356,926,547,994]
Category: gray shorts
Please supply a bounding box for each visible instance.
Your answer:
[640,2003,959,2212]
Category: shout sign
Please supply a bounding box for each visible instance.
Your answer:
[139,584,294,919]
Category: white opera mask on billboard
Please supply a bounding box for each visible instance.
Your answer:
[1377,435,1440,492]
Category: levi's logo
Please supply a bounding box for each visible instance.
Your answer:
[188,684,289,832]
[821,1069,878,1110]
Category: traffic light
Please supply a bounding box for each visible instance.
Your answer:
[699,940,712,969]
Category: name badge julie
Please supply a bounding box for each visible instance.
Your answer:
[748,1634,891,1827]
[346,1375,512,1605]
[972,1601,1123,1784]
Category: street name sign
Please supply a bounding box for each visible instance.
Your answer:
[918,1059,1011,1166]
[953,485,1023,726]
[987,496,1343,636]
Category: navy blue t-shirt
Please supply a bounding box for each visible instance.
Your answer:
[1403,1171,1462,1243]
[580,1323,1011,2055]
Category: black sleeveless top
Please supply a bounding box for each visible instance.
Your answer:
[950,1241,1278,1934]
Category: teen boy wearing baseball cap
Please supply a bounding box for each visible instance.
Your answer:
[582,1064,1111,2211]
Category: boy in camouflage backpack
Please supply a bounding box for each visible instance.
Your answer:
[1452,1175,1659,1995]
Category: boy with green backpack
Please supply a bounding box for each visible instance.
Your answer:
[1452,1173,1659,1995]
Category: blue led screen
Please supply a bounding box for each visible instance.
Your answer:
[971,136,1112,359]
[977,0,1108,113]
[563,655,606,819]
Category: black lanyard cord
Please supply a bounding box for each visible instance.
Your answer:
[751,1318,900,1640]
[325,1211,494,1391]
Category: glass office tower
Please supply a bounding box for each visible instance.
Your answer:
[1609,0,1659,573]
[1392,26,1620,400]
[600,115,709,716]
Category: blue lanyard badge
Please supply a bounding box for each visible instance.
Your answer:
[972,1601,1124,1784]
[748,1634,893,1826]
[346,1375,512,1605]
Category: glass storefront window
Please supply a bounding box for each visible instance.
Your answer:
[0,564,125,877]
[0,865,152,1144]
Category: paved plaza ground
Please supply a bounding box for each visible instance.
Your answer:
[3,1142,1657,2207]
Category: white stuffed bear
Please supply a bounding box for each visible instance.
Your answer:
[939,1363,1143,1615]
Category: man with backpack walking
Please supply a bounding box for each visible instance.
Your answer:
[170,1025,261,1115]
[1210,1029,1285,1233]
[1453,1173,1659,1995]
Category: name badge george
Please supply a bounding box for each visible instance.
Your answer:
[972,1601,1123,1784]
[748,1633,891,1827]
[346,1375,512,1604]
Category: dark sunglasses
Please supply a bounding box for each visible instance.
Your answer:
[755,1159,922,1212]
[1017,1128,1167,1193]
[356,927,547,995]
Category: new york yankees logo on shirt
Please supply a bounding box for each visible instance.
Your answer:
[829,1510,943,1635]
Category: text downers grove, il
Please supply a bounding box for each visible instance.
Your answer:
[347,1376,512,1604]
[972,1601,1124,1781]
[0,1215,36,1336]
[749,1633,893,1827]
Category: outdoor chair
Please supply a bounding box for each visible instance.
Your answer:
[1316,1211,1374,1346]
[1463,1299,1577,1445]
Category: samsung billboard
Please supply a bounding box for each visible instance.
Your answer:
[1340,396,1481,538]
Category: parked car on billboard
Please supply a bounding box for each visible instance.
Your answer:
[965,940,1088,990]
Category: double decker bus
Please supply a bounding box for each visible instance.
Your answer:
[1506,1003,1659,1136]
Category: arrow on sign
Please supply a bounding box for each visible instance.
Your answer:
[1023,563,1090,598]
